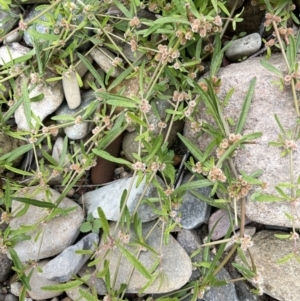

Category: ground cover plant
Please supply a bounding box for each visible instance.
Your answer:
[0,0,300,300]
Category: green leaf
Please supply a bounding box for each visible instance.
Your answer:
[260,59,283,77]
[178,133,203,161]
[274,234,291,239]
[41,280,81,291]
[173,179,212,195]
[97,207,110,238]
[79,288,98,301]
[286,35,296,71]
[92,149,131,165]
[153,16,190,25]
[4,165,33,176]
[144,134,163,163]
[118,244,152,280]
[13,197,56,208]
[80,222,93,233]
[253,194,286,202]
[30,93,44,102]
[235,77,256,134]
[77,52,105,89]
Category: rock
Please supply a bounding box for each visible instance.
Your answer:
[0,43,31,66]
[90,46,122,77]
[25,260,63,300]
[123,98,184,161]
[3,31,22,44]
[0,7,20,35]
[55,90,96,140]
[208,209,252,240]
[14,69,64,130]
[52,136,64,163]
[62,70,81,109]
[84,176,160,222]
[8,186,84,262]
[175,173,211,229]
[225,33,261,62]
[74,55,93,78]
[184,54,300,228]
[40,233,99,282]
[0,252,12,282]
[77,263,107,295]
[91,135,123,185]
[176,229,239,301]
[10,282,22,297]
[4,294,18,301]
[96,221,192,293]
[235,230,300,301]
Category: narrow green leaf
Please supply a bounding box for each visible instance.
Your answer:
[4,165,33,176]
[260,59,283,77]
[118,244,152,279]
[97,207,110,237]
[0,143,32,162]
[235,77,256,134]
[144,134,163,163]
[178,133,203,161]
[13,197,56,208]
[174,179,212,195]
[253,194,286,202]
[30,93,44,102]
[274,234,291,239]
[41,280,81,291]
[153,16,190,25]
[41,150,58,166]
[92,149,131,165]
[286,33,296,71]
[77,52,105,89]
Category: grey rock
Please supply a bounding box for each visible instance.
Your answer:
[8,186,84,262]
[225,33,261,62]
[208,209,252,240]
[123,98,184,161]
[55,90,97,140]
[84,176,160,222]
[4,294,18,301]
[9,282,22,297]
[74,55,93,78]
[0,252,12,282]
[0,43,31,66]
[78,263,107,295]
[175,173,211,229]
[177,229,239,301]
[41,233,99,282]
[62,70,81,109]
[52,136,64,163]
[3,31,22,44]
[96,221,192,293]
[184,54,300,228]
[0,7,20,35]
[25,260,63,300]
[90,46,122,77]
[235,230,300,301]
[14,69,64,130]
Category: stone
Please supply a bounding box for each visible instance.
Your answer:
[184,54,300,228]
[14,69,64,131]
[77,263,107,295]
[4,294,18,301]
[90,46,122,77]
[62,70,81,109]
[96,221,192,293]
[10,282,22,297]
[84,176,160,222]
[123,98,184,161]
[74,55,93,78]
[25,260,63,300]
[0,8,20,35]
[176,229,239,301]
[235,230,300,301]
[66,285,91,301]
[3,31,22,44]
[8,186,84,262]
[208,209,252,240]
[91,135,123,185]
[41,233,99,282]
[175,173,211,229]
[55,90,96,140]
[52,136,64,163]
[0,43,31,66]
[225,33,261,62]
[0,252,12,282]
